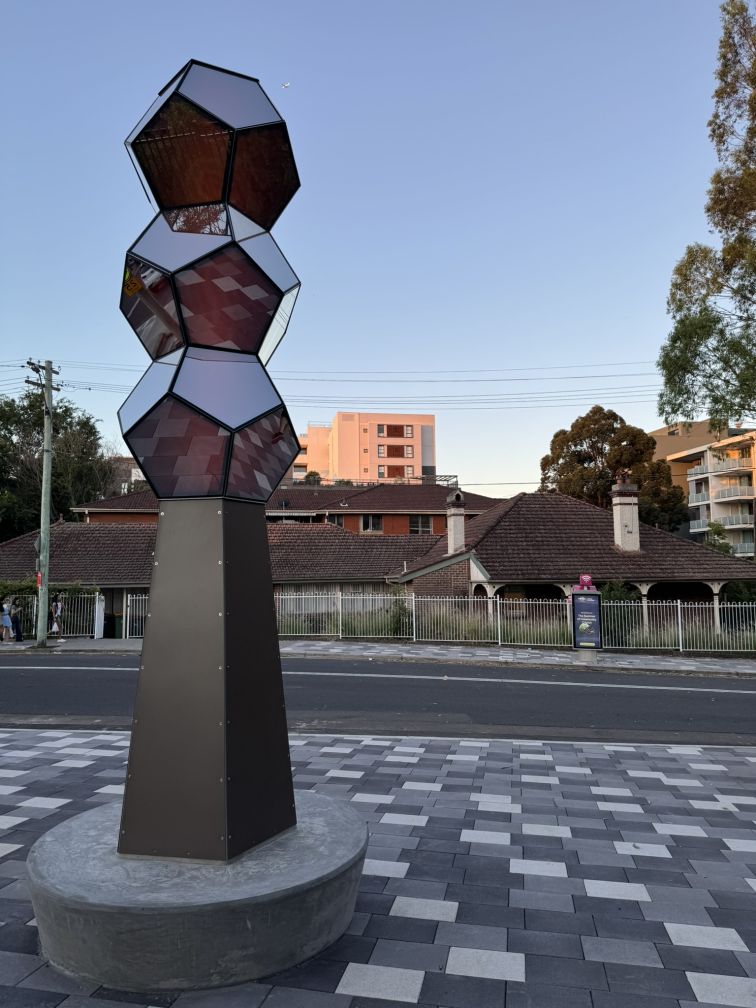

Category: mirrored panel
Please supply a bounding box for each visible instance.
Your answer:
[175,245,281,353]
[226,407,299,501]
[179,64,281,130]
[173,350,282,430]
[131,214,229,273]
[229,124,299,231]
[120,255,184,360]
[126,397,229,498]
[228,207,265,241]
[258,286,299,365]
[132,94,231,209]
[118,360,178,434]
[125,72,185,146]
[239,233,298,293]
[164,204,228,235]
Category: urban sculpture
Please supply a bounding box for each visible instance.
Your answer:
[28,63,366,989]
[117,61,302,860]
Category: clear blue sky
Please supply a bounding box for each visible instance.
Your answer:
[0,0,722,493]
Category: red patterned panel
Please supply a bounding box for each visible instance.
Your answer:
[176,246,281,353]
[126,397,230,498]
[226,408,298,501]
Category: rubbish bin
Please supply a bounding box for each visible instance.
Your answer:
[114,615,123,640]
[103,614,115,639]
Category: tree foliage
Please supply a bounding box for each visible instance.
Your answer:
[658,1,756,427]
[0,390,114,542]
[540,405,689,531]
[705,520,734,553]
[302,471,322,485]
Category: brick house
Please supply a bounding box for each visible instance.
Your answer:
[70,484,499,536]
[389,486,756,607]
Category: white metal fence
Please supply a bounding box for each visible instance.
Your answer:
[124,592,756,653]
[12,593,101,639]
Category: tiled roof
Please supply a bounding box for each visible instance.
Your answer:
[0,521,439,587]
[74,484,501,516]
[71,489,159,513]
[398,492,756,583]
[267,524,438,582]
[0,522,157,586]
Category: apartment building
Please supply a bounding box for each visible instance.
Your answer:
[650,421,727,494]
[666,430,756,556]
[291,413,436,483]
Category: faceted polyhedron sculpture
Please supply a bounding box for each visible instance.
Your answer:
[121,215,299,363]
[126,60,299,231]
[119,349,299,500]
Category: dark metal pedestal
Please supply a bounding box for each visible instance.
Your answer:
[118,498,295,861]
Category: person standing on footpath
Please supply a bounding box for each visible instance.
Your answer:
[50,595,63,638]
[10,598,23,643]
[0,599,12,642]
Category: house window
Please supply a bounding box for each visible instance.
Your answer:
[377,445,385,457]
[378,465,385,478]
[404,465,414,477]
[362,514,383,532]
[376,424,385,436]
[409,515,432,534]
[326,514,344,527]
[387,445,404,458]
[363,448,368,453]
[386,424,404,437]
[405,445,414,458]
[404,425,413,438]
[387,465,404,477]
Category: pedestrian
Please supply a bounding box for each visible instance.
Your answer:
[10,598,22,643]
[1,599,12,642]
[50,595,63,638]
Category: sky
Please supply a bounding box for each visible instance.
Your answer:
[0,0,723,494]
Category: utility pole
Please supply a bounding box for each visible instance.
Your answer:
[25,361,60,647]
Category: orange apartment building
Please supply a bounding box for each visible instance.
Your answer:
[291,413,436,484]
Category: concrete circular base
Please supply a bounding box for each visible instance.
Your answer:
[27,791,367,991]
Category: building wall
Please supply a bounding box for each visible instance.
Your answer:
[86,512,158,525]
[650,420,724,494]
[408,558,470,596]
[293,413,436,484]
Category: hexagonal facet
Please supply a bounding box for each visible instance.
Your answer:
[173,348,281,430]
[126,61,298,230]
[120,256,184,360]
[125,396,230,498]
[227,407,298,501]
[124,220,299,359]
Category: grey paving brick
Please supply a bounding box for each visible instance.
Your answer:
[434,921,508,951]
[582,936,663,967]
[508,927,582,959]
[524,953,608,990]
[369,938,448,972]
[659,944,746,975]
[0,952,44,985]
[419,971,507,1008]
[604,962,695,998]
[173,982,271,1006]
[505,982,592,1007]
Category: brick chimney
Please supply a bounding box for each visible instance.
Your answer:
[610,476,640,552]
[446,489,466,554]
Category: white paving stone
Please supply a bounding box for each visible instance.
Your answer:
[336,962,424,1003]
[666,923,748,951]
[652,822,707,837]
[584,879,651,901]
[363,859,409,878]
[509,858,567,877]
[686,971,756,1007]
[390,896,458,922]
[381,813,428,827]
[460,829,512,846]
[446,947,525,982]
[614,842,672,858]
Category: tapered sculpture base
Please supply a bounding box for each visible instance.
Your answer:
[28,792,367,991]
[119,498,295,861]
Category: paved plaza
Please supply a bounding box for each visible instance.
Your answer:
[2,731,756,1005]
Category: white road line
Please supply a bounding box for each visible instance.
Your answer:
[282,669,756,695]
[2,665,755,697]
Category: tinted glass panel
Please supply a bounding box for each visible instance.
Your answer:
[258,286,299,365]
[132,94,231,209]
[173,349,281,430]
[228,207,265,240]
[229,124,299,230]
[118,361,177,434]
[131,214,229,273]
[125,73,184,146]
[175,245,281,353]
[126,397,229,498]
[239,233,298,292]
[164,204,228,235]
[179,64,281,129]
[226,407,298,501]
[120,255,183,359]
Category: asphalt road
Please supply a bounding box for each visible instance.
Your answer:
[0,652,755,743]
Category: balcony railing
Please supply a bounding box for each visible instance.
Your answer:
[721,513,754,527]
[687,465,707,478]
[689,518,709,531]
[733,542,755,555]
[714,486,755,500]
[712,454,752,473]
[689,492,710,504]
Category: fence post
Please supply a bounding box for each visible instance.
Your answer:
[93,594,105,639]
[677,599,684,653]
[411,593,417,642]
[496,596,502,646]
[337,591,342,640]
